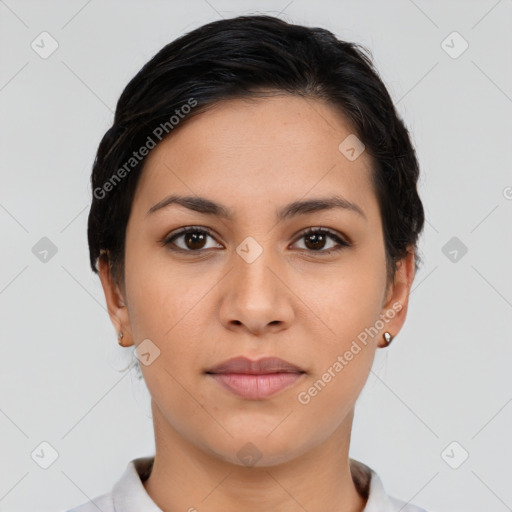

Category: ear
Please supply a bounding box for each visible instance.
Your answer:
[97,252,134,347]
[378,249,416,348]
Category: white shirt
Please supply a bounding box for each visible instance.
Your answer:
[66,456,430,512]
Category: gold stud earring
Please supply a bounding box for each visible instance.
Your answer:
[382,331,393,345]
[117,331,128,347]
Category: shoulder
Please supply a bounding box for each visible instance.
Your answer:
[64,492,114,512]
[387,494,431,512]
[63,456,157,512]
[350,458,433,512]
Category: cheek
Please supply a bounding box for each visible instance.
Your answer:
[297,254,385,405]
[124,249,215,384]
[294,347,374,442]
[296,277,381,416]
[310,260,387,347]
[124,242,196,337]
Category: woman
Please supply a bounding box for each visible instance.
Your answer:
[70,14,427,512]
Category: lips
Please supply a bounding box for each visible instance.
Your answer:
[205,356,306,400]
[205,356,305,375]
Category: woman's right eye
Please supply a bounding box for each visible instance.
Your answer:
[163,227,222,252]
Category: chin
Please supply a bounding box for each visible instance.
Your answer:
[204,431,309,469]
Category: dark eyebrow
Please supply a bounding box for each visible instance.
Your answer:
[146,194,366,221]
[277,195,366,221]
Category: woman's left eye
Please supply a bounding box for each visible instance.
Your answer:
[162,227,350,255]
[293,228,350,254]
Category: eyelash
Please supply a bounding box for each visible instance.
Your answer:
[161,226,351,256]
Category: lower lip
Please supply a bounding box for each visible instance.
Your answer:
[208,372,305,400]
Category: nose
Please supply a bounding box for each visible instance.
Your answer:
[218,246,295,336]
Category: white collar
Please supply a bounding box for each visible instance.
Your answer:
[110,456,427,512]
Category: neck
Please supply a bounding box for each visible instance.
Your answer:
[142,402,368,512]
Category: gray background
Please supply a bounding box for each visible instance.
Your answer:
[1,1,511,511]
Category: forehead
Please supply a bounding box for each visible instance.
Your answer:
[131,94,378,224]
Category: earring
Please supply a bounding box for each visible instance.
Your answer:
[382,331,393,345]
[118,331,124,340]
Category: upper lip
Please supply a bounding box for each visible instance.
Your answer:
[205,356,305,375]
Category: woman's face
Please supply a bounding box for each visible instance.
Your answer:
[101,94,413,467]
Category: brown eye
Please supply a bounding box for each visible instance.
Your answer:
[164,227,221,252]
[304,231,327,250]
[183,231,207,250]
[293,228,350,255]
